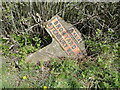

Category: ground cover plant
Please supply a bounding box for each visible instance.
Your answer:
[1,2,120,88]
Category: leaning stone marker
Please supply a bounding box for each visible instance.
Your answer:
[26,15,86,64]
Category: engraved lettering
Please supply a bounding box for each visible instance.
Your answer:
[54,21,58,25]
[52,29,57,34]
[69,41,74,46]
[72,45,76,49]
[62,31,66,36]
[59,28,64,32]
[56,34,62,39]
[69,51,74,55]
[67,48,72,52]
[64,44,68,48]
[56,24,61,29]
[59,39,68,48]
[66,38,71,43]
[67,48,74,55]
[48,23,52,27]
[78,39,82,42]
[64,34,69,39]
[47,16,83,56]
[73,32,77,37]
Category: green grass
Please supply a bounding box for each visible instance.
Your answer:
[0,45,1,89]
[1,24,120,89]
[1,55,120,88]
[1,2,120,88]
[1,22,120,88]
[1,30,120,88]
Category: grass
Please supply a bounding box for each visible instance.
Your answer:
[0,54,2,89]
[1,2,120,88]
[1,30,120,88]
[1,55,120,88]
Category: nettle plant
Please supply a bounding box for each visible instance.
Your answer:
[1,33,41,60]
[85,28,119,56]
[83,28,119,88]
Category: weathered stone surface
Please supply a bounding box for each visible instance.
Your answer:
[26,38,68,63]
[26,15,86,64]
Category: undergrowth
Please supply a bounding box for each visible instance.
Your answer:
[1,28,120,88]
[1,2,120,88]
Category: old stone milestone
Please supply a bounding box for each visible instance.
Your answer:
[26,15,86,64]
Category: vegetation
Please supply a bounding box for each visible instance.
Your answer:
[1,2,120,88]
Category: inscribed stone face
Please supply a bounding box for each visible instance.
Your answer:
[26,15,86,63]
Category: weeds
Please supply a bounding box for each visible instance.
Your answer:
[1,2,120,88]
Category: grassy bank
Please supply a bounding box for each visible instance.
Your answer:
[1,2,120,88]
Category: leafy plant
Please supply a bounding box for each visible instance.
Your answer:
[1,2,120,88]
